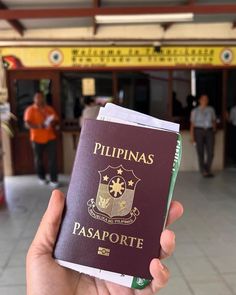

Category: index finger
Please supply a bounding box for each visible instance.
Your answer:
[165,201,184,227]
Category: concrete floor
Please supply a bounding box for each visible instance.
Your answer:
[0,171,236,295]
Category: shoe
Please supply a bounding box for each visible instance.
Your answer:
[49,181,60,189]
[203,172,215,178]
[205,173,215,178]
[38,178,48,185]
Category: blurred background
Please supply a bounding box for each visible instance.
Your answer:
[0,1,236,294]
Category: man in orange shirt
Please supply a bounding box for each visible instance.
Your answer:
[24,92,59,188]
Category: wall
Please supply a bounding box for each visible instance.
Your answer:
[2,128,225,175]
[2,130,79,176]
[180,130,224,171]
[148,71,169,119]
[173,71,191,108]
[62,132,80,174]
[148,70,191,119]
[61,129,224,175]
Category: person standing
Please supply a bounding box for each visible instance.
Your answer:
[190,94,216,177]
[79,96,100,128]
[24,92,59,188]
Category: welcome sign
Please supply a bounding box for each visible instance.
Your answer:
[0,46,235,69]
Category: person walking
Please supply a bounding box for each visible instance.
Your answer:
[190,94,216,177]
[24,91,60,188]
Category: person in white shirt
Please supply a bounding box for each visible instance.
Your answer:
[80,96,100,128]
[190,94,217,177]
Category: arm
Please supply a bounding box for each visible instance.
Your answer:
[46,107,60,128]
[24,107,43,130]
[25,121,43,130]
[52,107,59,123]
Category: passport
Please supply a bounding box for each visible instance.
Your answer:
[54,104,182,289]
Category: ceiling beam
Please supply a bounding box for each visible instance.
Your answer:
[0,1,25,35]
[1,5,236,19]
[2,38,236,45]
[6,19,25,36]
[93,0,100,35]
[162,0,196,31]
[161,23,174,32]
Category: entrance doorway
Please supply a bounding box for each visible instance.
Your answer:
[226,70,236,167]
[6,68,229,175]
[8,70,62,175]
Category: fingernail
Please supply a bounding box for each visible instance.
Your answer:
[158,260,165,271]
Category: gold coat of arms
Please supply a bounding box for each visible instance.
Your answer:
[87,165,140,225]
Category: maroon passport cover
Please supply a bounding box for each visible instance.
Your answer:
[54,119,177,279]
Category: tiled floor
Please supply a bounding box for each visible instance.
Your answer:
[0,171,236,295]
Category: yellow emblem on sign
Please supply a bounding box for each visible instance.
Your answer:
[87,165,140,225]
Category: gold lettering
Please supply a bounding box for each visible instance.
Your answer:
[87,227,94,238]
[101,145,105,156]
[92,229,101,240]
[128,236,137,247]
[138,153,147,163]
[112,147,117,157]
[105,146,112,157]
[93,142,101,154]
[72,222,144,249]
[101,231,109,241]
[109,233,119,243]
[117,148,124,158]
[128,150,139,162]
[93,142,155,165]
[78,226,86,237]
[119,235,128,246]
[137,238,144,249]
[72,222,80,235]
[123,149,128,160]
[147,154,154,164]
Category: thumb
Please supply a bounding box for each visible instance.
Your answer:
[29,190,65,256]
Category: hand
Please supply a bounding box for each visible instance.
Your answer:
[26,190,183,295]
[50,120,60,130]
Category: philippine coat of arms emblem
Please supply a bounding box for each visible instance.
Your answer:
[87,165,141,225]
